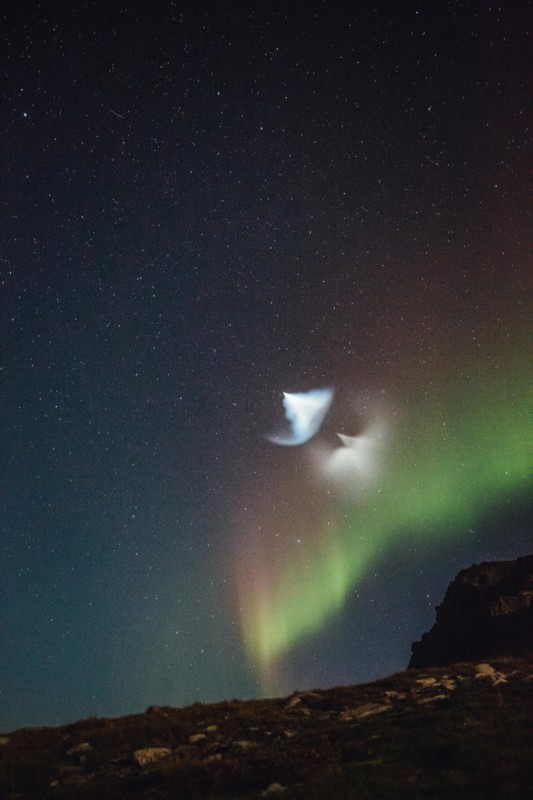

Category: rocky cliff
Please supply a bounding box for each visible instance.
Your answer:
[409,554,533,669]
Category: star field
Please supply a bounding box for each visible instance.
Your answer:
[1,1,531,730]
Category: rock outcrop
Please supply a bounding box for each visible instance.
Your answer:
[409,554,533,668]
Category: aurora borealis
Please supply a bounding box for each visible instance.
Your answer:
[234,318,531,692]
[2,1,531,730]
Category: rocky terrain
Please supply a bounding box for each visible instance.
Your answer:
[1,555,532,799]
[1,658,532,799]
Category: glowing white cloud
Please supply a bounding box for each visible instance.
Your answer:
[266,388,334,446]
[310,421,387,496]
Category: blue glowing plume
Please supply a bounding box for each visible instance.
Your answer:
[266,388,334,445]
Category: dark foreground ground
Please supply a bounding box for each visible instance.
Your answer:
[1,658,532,800]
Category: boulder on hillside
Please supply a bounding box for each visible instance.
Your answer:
[409,554,533,669]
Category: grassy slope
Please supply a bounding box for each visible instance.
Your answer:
[1,658,532,800]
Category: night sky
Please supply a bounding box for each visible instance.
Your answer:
[2,1,531,731]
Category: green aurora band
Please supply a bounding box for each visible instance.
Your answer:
[238,340,531,686]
